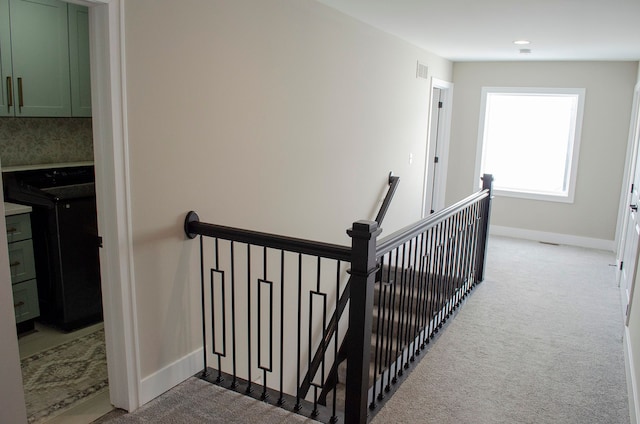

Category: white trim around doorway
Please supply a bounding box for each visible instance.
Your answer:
[85,0,140,412]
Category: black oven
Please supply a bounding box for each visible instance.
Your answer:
[3,166,102,331]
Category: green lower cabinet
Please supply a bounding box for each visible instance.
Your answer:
[13,279,40,323]
[6,212,39,324]
[8,238,36,283]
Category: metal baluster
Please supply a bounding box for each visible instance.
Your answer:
[295,254,302,411]
[420,229,432,348]
[395,243,408,376]
[309,257,323,416]
[278,250,285,405]
[406,236,419,367]
[246,244,252,394]
[370,255,384,409]
[384,251,396,391]
[447,215,458,313]
[211,238,226,383]
[459,208,470,297]
[377,255,389,401]
[462,209,470,296]
[259,246,270,400]
[443,218,453,320]
[414,232,427,355]
[199,235,207,376]
[330,260,340,423]
[434,223,444,334]
[230,242,238,387]
[471,201,481,286]
[390,248,400,384]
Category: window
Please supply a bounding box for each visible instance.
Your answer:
[476,87,585,202]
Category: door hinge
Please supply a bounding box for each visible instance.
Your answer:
[626,304,630,316]
[438,101,443,109]
[98,236,103,248]
[434,156,439,164]
[620,261,624,271]
[632,183,635,194]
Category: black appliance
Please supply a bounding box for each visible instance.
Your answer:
[3,165,102,331]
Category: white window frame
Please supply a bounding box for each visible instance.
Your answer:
[475,87,586,203]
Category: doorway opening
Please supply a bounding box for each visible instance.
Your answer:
[3,1,137,422]
[423,78,453,217]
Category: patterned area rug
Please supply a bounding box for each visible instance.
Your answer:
[21,329,108,423]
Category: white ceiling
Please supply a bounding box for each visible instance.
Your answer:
[316,0,640,61]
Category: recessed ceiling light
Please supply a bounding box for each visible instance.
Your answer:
[514,40,531,45]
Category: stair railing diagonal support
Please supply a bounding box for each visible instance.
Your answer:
[346,220,382,424]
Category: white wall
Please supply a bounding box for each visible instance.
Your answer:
[123,0,451,381]
[447,61,638,244]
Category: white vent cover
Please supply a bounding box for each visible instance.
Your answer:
[416,61,429,79]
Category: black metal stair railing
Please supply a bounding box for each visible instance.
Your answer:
[183,174,493,424]
[366,175,493,412]
[184,214,352,423]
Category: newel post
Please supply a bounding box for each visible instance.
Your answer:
[477,174,494,282]
[345,220,381,424]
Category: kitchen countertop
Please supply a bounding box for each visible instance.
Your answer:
[1,161,94,173]
[4,202,32,216]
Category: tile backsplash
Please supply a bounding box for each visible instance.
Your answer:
[0,117,93,167]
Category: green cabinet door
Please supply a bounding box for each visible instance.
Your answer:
[0,0,13,117]
[9,0,71,117]
[68,4,91,117]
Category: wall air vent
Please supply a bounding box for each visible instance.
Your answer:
[416,61,429,79]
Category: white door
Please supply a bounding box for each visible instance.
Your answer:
[620,91,640,323]
[424,87,443,215]
[622,166,640,308]
[423,78,453,218]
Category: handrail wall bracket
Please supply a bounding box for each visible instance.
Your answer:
[184,210,200,239]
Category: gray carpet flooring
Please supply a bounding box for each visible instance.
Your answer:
[371,236,630,424]
[95,236,630,424]
[93,377,319,424]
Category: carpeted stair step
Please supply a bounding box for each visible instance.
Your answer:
[373,279,459,312]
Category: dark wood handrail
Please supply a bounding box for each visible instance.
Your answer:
[184,211,351,262]
[376,187,489,257]
[374,172,400,226]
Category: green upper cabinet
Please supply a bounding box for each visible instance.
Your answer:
[0,0,14,116]
[0,0,91,117]
[68,3,91,117]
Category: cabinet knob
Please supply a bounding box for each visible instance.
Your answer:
[14,301,25,308]
[6,227,18,233]
[10,261,21,267]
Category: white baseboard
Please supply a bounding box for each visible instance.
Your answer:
[489,225,615,252]
[626,326,639,424]
[138,348,204,405]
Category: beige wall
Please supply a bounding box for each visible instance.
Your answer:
[447,61,638,241]
[124,0,451,378]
